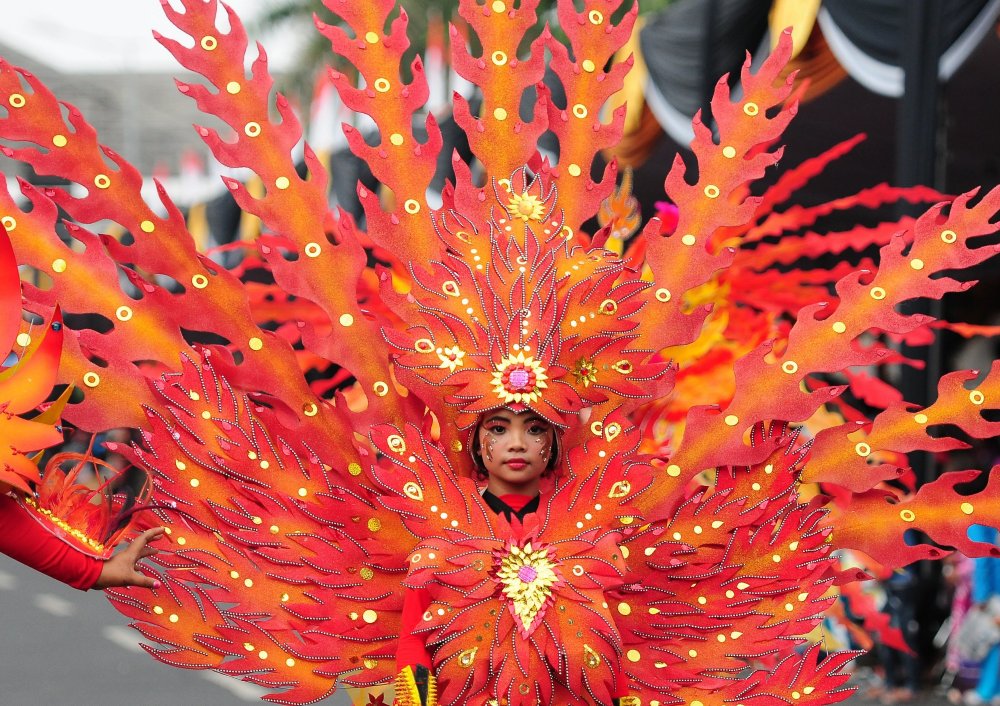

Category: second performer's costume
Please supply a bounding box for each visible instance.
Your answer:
[2,0,1000,704]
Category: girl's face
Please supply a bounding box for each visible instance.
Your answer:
[477,410,555,496]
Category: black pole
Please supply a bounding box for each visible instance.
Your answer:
[896,0,946,486]
[895,0,948,676]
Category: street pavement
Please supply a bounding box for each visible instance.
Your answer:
[0,557,956,706]
[0,559,352,705]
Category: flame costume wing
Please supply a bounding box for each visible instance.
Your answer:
[1,1,999,705]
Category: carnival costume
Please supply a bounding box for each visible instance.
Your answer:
[2,1,1000,705]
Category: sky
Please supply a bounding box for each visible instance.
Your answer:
[0,1,302,73]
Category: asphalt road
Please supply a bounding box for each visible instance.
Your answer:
[0,559,353,706]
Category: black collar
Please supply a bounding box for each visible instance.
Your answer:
[482,489,540,521]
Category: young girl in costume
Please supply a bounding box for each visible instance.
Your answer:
[395,409,631,706]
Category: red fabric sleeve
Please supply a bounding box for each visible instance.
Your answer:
[0,493,103,590]
[396,586,433,671]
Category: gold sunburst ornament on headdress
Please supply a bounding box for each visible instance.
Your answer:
[491,352,549,405]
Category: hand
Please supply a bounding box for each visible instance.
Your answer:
[92,527,165,590]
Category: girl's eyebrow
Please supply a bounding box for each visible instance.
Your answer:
[484,414,511,424]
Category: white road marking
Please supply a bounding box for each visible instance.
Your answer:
[201,671,271,701]
[34,592,75,617]
[102,624,145,653]
[0,569,16,590]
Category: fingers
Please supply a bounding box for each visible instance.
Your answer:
[128,572,161,590]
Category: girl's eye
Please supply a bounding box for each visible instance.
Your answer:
[529,425,550,435]
[488,425,506,434]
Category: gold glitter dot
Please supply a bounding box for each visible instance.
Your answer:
[667,464,681,477]
[374,78,391,93]
[248,337,264,351]
[572,104,588,119]
[9,93,26,108]
[724,414,739,426]
[201,36,218,51]
[914,413,928,424]
[451,440,463,452]
[910,258,925,270]
[363,609,378,624]
[115,306,133,322]
[970,390,985,405]
[389,133,404,146]
[617,602,632,616]
[582,59,596,72]
[588,9,604,24]
[191,274,208,289]
[832,321,847,333]
[870,286,886,300]
[304,242,321,258]
[226,81,241,94]
[230,570,240,579]
[704,184,720,199]
[899,509,916,522]
[493,107,508,121]
[281,593,289,602]
[365,31,379,44]
[941,229,957,243]
[348,462,362,476]
[245,578,254,587]
[961,502,974,515]
[298,487,308,497]
[275,176,290,190]
[15,333,31,347]
[169,613,179,623]
[855,442,871,457]
[285,657,296,667]
[52,134,68,147]
[83,372,101,388]
[339,313,354,327]
[626,649,641,662]
[772,554,781,562]
[153,605,164,615]
[492,0,505,11]
[743,102,759,116]
[492,51,508,66]
[94,174,111,189]
[367,518,381,532]
[567,163,582,177]
[404,199,420,214]
[782,360,798,374]
[270,525,279,534]
[712,520,724,528]
[244,122,261,137]
[681,234,696,246]
[722,145,737,158]
[190,478,200,488]
[257,650,267,659]
[139,219,155,233]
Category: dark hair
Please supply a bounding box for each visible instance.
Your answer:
[469,422,561,480]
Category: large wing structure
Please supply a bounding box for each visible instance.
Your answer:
[1,1,998,705]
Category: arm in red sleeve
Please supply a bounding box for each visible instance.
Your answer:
[396,586,433,672]
[0,493,103,590]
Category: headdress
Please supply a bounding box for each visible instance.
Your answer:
[2,1,999,705]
